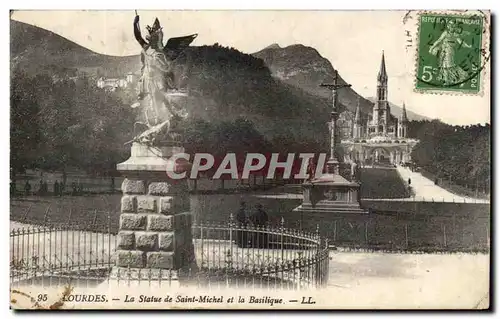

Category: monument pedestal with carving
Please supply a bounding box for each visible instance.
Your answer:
[110,142,195,286]
[294,162,366,215]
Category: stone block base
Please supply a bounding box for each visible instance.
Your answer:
[115,143,194,274]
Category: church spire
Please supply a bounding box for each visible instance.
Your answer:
[355,97,362,124]
[401,102,408,123]
[377,50,388,83]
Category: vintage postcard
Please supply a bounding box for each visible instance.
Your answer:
[9,10,490,310]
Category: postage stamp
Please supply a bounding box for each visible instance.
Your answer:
[415,12,488,94]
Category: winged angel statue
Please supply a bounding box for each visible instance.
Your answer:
[129,13,197,145]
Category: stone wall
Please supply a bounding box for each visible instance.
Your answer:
[114,177,193,271]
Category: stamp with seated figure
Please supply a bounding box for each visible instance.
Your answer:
[415,11,489,94]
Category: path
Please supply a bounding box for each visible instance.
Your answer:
[396,166,489,204]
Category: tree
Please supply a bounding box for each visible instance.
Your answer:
[11,70,136,176]
[409,119,490,190]
[10,72,41,176]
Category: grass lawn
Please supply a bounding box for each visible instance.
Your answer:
[10,175,489,252]
[10,194,122,232]
[360,168,410,199]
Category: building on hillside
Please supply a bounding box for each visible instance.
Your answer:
[97,72,137,91]
[341,51,419,165]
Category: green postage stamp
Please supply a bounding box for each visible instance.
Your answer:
[416,12,488,94]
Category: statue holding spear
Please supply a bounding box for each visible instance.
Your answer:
[129,11,197,145]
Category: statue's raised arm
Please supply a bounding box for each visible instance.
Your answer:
[133,14,148,48]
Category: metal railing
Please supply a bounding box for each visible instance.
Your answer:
[10,217,330,290]
[10,221,117,287]
[190,216,329,289]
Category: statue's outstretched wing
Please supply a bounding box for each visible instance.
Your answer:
[163,34,198,60]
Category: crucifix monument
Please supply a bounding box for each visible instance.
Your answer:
[293,70,366,214]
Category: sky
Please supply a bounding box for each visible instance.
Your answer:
[11,10,491,125]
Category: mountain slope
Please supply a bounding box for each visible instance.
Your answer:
[11,20,139,77]
[253,44,373,115]
[10,20,331,152]
[253,44,430,121]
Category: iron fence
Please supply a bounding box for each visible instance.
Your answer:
[10,216,330,290]
[190,216,329,289]
[10,221,117,288]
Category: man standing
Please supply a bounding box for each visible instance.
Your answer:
[24,181,31,197]
[54,180,60,196]
[250,204,269,248]
[43,181,48,195]
[39,180,44,196]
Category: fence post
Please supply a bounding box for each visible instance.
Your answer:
[316,224,320,248]
[229,213,234,257]
[200,221,204,268]
[405,224,408,249]
[314,224,320,287]
[333,220,337,243]
[364,221,368,246]
[443,224,447,248]
[324,238,329,286]
[280,217,284,262]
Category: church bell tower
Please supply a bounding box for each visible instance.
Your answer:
[398,102,409,138]
[353,97,363,139]
[374,51,389,134]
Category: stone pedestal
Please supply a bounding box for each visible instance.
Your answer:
[294,172,367,214]
[111,142,195,284]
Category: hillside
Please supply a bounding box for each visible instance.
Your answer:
[11,20,138,77]
[253,44,429,121]
[11,19,331,138]
[10,19,335,175]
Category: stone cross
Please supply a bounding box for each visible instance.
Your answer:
[320,70,351,175]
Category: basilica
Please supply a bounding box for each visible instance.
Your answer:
[341,52,419,165]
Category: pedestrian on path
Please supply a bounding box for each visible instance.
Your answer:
[54,180,60,196]
[24,181,31,196]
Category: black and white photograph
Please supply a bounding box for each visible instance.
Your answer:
[9,9,491,310]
